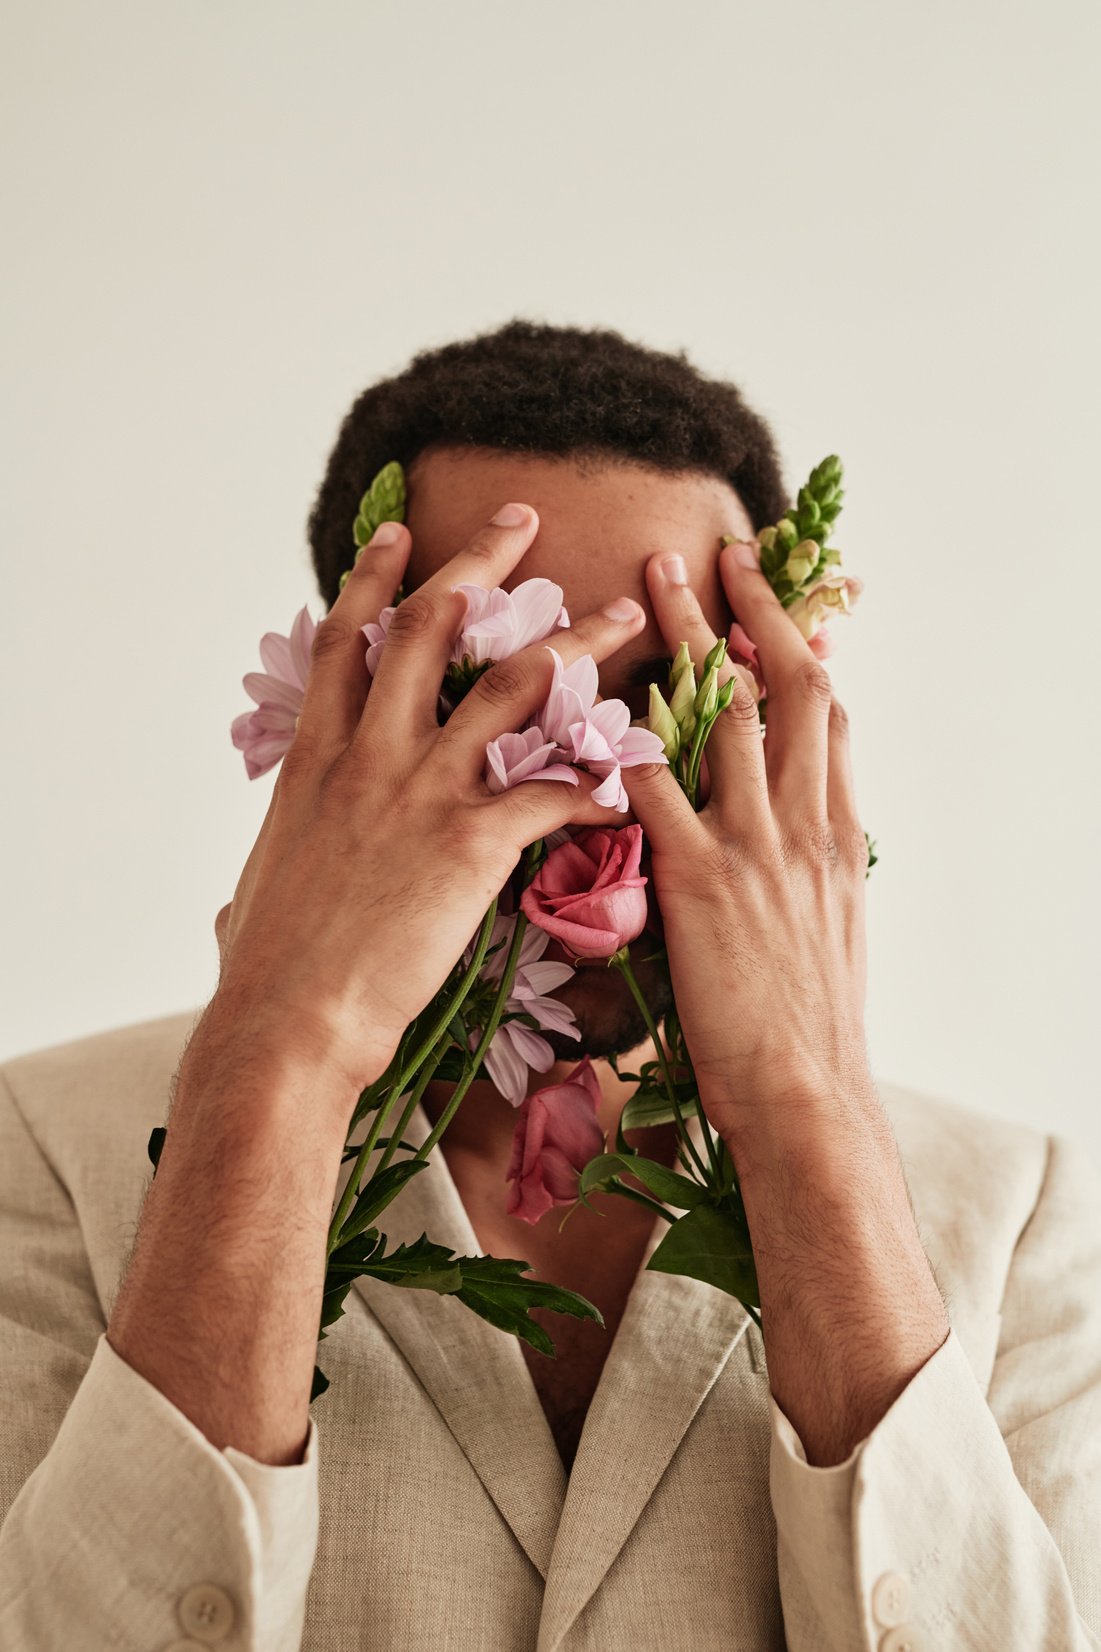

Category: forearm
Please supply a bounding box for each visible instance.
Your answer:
[107,998,357,1465]
[723,1075,950,1468]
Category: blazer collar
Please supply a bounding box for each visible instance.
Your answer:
[349,1100,753,1647]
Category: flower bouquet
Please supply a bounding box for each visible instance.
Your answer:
[152,455,873,1399]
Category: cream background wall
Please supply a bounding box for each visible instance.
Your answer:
[3,0,1098,1164]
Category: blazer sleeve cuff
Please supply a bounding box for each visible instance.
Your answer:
[767,1324,1095,1650]
[0,1333,318,1652]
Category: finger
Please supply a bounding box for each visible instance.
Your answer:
[484,760,644,846]
[441,593,647,771]
[646,553,772,836]
[362,502,543,744]
[618,755,702,858]
[719,538,831,824]
[293,521,412,759]
[826,695,863,839]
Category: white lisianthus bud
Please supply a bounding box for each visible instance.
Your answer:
[693,664,719,723]
[785,573,864,640]
[645,684,680,762]
[669,657,698,739]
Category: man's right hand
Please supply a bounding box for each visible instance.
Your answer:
[209,500,647,1112]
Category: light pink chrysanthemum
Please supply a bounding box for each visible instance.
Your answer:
[480,647,668,813]
[463,912,580,1106]
[362,577,569,679]
[231,605,317,779]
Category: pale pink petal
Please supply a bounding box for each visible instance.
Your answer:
[258,630,296,682]
[483,1032,529,1106]
[241,672,303,714]
[517,960,576,994]
[613,727,668,766]
[586,699,632,748]
[288,606,317,686]
[589,769,628,810]
[506,1022,556,1071]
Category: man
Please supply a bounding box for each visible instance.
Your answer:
[2,319,1099,1651]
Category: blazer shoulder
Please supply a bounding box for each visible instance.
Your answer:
[1,1009,203,1163]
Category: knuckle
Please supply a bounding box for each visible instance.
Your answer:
[723,675,763,725]
[385,593,446,642]
[784,817,841,868]
[310,616,357,663]
[792,659,834,710]
[473,655,530,707]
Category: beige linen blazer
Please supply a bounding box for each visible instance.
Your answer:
[1,1009,1099,1652]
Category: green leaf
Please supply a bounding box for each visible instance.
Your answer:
[147,1126,166,1171]
[646,1200,759,1307]
[340,1135,418,1163]
[619,1087,700,1132]
[337,1158,430,1242]
[310,1364,331,1402]
[453,1255,603,1356]
[578,1151,708,1210]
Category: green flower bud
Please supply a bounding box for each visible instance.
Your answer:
[669,655,698,739]
[694,664,719,724]
[784,538,820,589]
[669,640,694,691]
[778,517,799,549]
[353,460,406,549]
[645,684,681,761]
[703,637,728,676]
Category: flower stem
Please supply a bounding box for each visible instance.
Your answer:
[417,908,529,1160]
[612,949,710,1184]
[327,896,500,1252]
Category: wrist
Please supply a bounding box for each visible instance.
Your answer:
[183,987,389,1139]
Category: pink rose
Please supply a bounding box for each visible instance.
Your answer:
[520,825,649,960]
[506,1056,605,1225]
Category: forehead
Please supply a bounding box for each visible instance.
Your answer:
[402,445,755,660]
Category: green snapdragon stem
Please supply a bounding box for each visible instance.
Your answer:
[415,903,531,1162]
[372,1037,448,1177]
[613,950,710,1184]
[327,896,500,1253]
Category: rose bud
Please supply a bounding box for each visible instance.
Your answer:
[520,824,649,961]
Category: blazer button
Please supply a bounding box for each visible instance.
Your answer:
[177,1582,236,1642]
[879,1627,927,1652]
[871,1570,912,1626]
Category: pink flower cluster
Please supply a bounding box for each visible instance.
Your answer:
[486,648,666,812]
[363,576,569,677]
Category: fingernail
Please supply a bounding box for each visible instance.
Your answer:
[604,596,642,622]
[660,553,687,585]
[729,540,760,571]
[491,502,530,526]
[370,522,404,547]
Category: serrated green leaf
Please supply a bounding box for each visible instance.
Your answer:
[336,1158,430,1243]
[646,1200,759,1307]
[454,1254,603,1354]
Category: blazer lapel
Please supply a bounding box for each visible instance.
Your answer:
[346,1100,752,1629]
[347,1102,569,1578]
[537,1110,754,1651]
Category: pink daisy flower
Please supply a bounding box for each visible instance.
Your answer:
[231,606,317,779]
[463,912,580,1106]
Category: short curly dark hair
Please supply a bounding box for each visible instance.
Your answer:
[307,318,791,610]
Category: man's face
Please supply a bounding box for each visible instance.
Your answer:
[401,444,757,1061]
